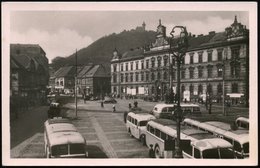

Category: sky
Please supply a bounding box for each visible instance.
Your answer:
[8,3,250,63]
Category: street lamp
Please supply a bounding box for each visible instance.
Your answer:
[169,26,188,158]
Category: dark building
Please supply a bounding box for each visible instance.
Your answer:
[10,44,49,117]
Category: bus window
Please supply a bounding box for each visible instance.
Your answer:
[150,126,155,134]
[161,132,166,140]
[70,144,85,154]
[194,148,201,158]
[202,149,219,159]
[134,119,137,125]
[52,144,68,156]
[161,107,167,113]
[183,144,192,155]
[131,117,134,124]
[243,142,249,153]
[219,148,235,159]
[234,141,242,152]
[155,128,160,137]
[139,121,148,127]
[223,137,233,144]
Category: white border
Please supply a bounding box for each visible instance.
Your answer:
[2,2,258,166]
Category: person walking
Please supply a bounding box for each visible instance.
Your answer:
[128,102,132,110]
[101,100,104,108]
[112,105,116,113]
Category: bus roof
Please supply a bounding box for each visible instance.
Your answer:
[48,131,85,146]
[47,118,71,125]
[192,138,233,151]
[128,112,156,121]
[46,123,78,134]
[236,117,249,123]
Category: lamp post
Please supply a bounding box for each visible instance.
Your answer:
[222,48,228,116]
[75,49,78,118]
[169,26,188,158]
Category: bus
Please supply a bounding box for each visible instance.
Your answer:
[44,118,88,158]
[145,119,235,159]
[183,118,249,158]
[235,117,249,130]
[126,112,156,145]
[151,103,201,119]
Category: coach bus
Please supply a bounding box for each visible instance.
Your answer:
[44,118,88,158]
[126,112,156,145]
[183,118,249,158]
[145,119,235,159]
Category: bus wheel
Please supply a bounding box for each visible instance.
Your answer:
[154,145,161,158]
[140,135,146,146]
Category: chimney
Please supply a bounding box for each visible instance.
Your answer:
[209,31,215,36]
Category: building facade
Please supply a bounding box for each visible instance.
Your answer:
[111,16,249,105]
[10,44,49,116]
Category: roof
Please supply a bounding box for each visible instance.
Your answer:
[77,65,93,77]
[120,48,144,61]
[49,131,85,146]
[83,64,110,78]
[128,112,156,121]
[54,66,75,78]
[191,138,233,152]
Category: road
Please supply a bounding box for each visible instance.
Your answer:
[10,97,249,158]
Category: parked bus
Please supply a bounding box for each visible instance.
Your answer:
[183,118,249,158]
[235,117,249,130]
[44,118,88,158]
[126,112,156,145]
[145,119,235,159]
[151,103,201,119]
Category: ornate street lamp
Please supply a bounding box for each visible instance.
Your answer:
[169,26,189,158]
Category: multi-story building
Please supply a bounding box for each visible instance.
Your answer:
[111,16,249,106]
[10,44,49,113]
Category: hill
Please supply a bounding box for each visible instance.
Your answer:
[51,29,157,71]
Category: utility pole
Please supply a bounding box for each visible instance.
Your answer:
[75,49,78,118]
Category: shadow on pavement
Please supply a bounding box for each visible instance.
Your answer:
[86,145,108,158]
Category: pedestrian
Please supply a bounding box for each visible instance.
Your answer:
[112,105,116,112]
[101,100,104,108]
[83,94,86,104]
[134,101,138,108]
[128,102,132,110]
[184,98,187,103]
[148,144,155,158]
[124,112,128,123]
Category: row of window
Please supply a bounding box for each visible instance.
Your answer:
[113,47,241,72]
[113,62,240,83]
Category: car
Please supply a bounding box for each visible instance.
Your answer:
[103,96,117,104]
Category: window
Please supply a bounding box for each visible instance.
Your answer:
[155,129,160,137]
[189,68,194,79]
[172,58,176,66]
[121,64,123,71]
[141,72,144,81]
[136,61,139,70]
[161,132,166,140]
[190,54,194,64]
[198,66,203,78]
[217,66,223,77]
[207,84,212,95]
[135,73,139,81]
[146,72,149,81]
[217,83,222,94]
[130,73,133,82]
[60,81,64,86]
[151,73,155,80]
[163,72,167,80]
[130,62,133,70]
[113,74,117,83]
[149,126,155,134]
[151,58,155,68]
[157,57,161,67]
[194,148,201,158]
[207,65,213,78]
[157,72,161,80]
[141,61,144,69]
[232,83,238,93]
[189,84,194,95]
[181,69,185,79]
[230,61,240,77]
[134,119,137,125]
[198,52,203,63]
[113,86,117,93]
[198,84,203,95]
[113,64,117,72]
[182,57,185,64]
[208,51,212,62]
[125,73,128,82]
[151,86,154,94]
[231,47,240,60]
[218,50,223,61]
[121,74,124,82]
[126,63,128,71]
[164,57,168,66]
[181,85,185,93]
[146,60,149,69]
[172,70,176,80]
[183,144,192,156]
